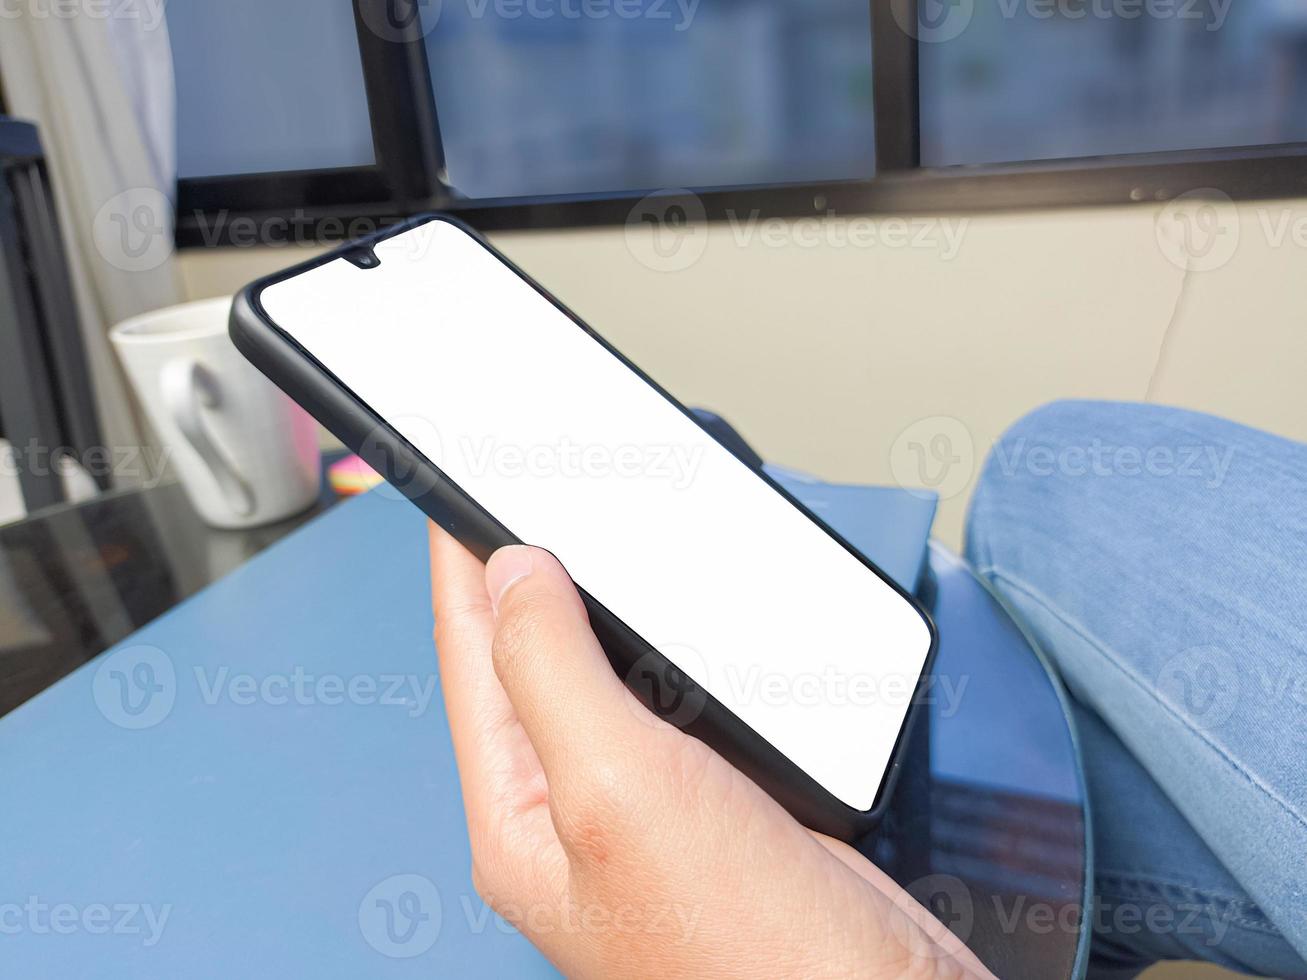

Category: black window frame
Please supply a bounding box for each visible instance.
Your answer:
[175,0,1307,248]
[175,2,448,248]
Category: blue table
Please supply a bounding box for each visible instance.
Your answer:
[0,478,1089,978]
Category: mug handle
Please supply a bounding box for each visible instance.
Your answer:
[161,358,256,518]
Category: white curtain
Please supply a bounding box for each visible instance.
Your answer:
[0,5,183,485]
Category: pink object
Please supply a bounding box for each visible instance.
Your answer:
[328,454,383,496]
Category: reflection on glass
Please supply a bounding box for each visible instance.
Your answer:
[920,0,1307,166]
[421,0,877,198]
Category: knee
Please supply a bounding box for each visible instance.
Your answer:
[966,400,1128,576]
[963,399,1248,591]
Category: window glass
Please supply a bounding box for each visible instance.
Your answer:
[919,0,1307,167]
[420,0,876,199]
[168,0,376,178]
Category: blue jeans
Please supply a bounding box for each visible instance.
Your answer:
[964,401,1307,979]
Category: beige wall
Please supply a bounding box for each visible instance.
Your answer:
[180,199,1307,549]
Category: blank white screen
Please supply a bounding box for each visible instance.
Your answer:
[260,219,931,810]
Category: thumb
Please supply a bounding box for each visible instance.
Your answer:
[485,546,653,779]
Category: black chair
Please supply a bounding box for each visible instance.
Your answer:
[0,117,107,513]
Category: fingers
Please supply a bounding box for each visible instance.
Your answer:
[484,546,662,798]
[429,520,493,643]
[428,524,544,823]
[430,525,582,946]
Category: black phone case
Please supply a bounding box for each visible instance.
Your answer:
[229,213,937,842]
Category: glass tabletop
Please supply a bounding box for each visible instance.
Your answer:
[865,543,1090,979]
[0,482,1089,978]
[0,482,334,717]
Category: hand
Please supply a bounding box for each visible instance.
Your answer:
[428,524,992,978]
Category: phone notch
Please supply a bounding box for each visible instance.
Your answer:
[344,245,381,270]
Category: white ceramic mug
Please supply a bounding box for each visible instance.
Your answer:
[111,297,321,529]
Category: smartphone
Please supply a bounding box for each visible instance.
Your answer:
[231,214,936,841]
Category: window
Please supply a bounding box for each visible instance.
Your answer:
[172,0,1307,245]
[421,0,877,200]
[169,0,375,177]
[170,0,441,247]
[919,1,1307,167]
